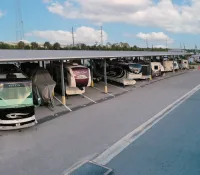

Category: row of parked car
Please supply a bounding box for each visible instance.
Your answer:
[0,58,189,130]
[20,58,189,108]
[89,58,189,86]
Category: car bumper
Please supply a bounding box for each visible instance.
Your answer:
[0,116,37,130]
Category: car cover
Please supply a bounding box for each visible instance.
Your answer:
[31,68,56,104]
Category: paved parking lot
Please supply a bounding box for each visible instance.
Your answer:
[34,70,189,124]
[0,69,198,175]
[106,86,200,175]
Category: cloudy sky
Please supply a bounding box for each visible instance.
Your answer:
[0,0,200,48]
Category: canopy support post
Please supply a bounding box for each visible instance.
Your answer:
[61,60,66,105]
[149,56,152,80]
[104,58,108,93]
[90,59,94,87]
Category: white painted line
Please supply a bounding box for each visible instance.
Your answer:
[108,83,129,92]
[80,94,97,104]
[93,83,200,165]
[62,153,98,175]
[54,96,72,112]
[92,86,115,97]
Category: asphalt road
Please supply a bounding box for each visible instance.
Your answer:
[107,86,200,175]
[0,70,200,175]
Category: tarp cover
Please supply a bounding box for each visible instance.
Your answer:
[31,68,56,104]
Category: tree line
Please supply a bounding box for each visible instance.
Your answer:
[0,41,170,51]
[186,49,199,54]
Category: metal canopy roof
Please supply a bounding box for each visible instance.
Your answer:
[0,50,190,62]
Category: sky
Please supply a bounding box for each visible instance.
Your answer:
[0,0,200,49]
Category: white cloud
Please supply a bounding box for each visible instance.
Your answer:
[154,45,166,48]
[0,10,4,18]
[45,0,200,33]
[42,0,52,3]
[123,33,135,37]
[136,32,174,43]
[25,26,108,45]
[19,40,31,44]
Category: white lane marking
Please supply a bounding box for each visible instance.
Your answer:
[107,83,129,92]
[54,96,72,112]
[92,86,115,97]
[93,83,200,165]
[62,153,98,175]
[80,94,97,104]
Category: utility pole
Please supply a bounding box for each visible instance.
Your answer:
[100,26,103,46]
[16,0,24,41]
[145,37,149,48]
[195,44,197,53]
[166,38,168,50]
[72,27,75,47]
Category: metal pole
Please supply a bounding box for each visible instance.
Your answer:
[39,61,43,67]
[146,37,149,48]
[104,59,108,93]
[149,56,152,80]
[49,61,52,76]
[42,61,45,68]
[72,27,75,47]
[61,60,66,105]
[90,59,94,87]
[49,61,54,96]
[173,55,175,73]
[100,26,103,46]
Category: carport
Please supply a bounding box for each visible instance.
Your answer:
[0,50,191,123]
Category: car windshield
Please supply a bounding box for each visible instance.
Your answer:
[0,82,33,108]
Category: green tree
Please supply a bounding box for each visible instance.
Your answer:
[53,42,61,50]
[120,42,130,50]
[24,45,31,50]
[44,41,52,50]
[106,42,112,49]
[79,43,87,50]
[0,42,11,49]
[17,41,25,49]
[111,43,120,50]
[90,42,98,50]
[63,46,70,50]
[132,45,138,51]
[31,42,39,50]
